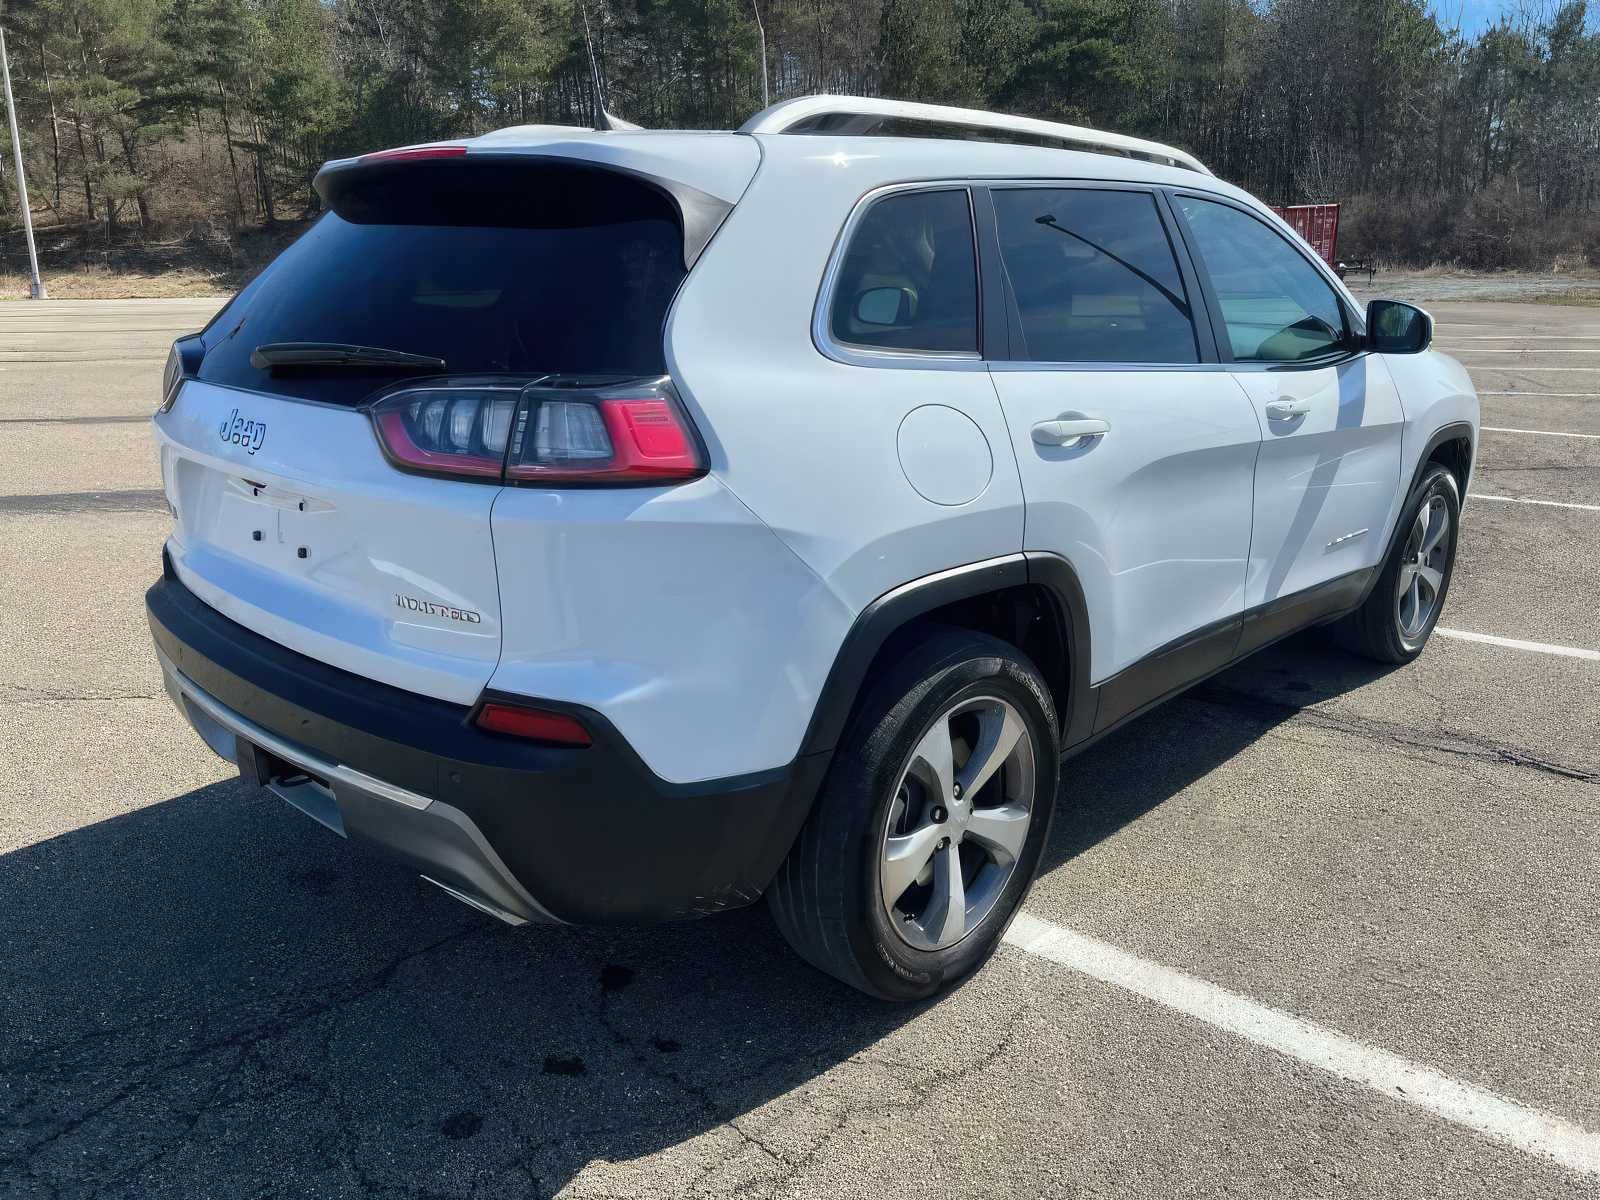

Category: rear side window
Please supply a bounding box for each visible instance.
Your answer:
[1175,195,1348,363]
[828,189,978,355]
[992,188,1198,364]
[199,162,687,406]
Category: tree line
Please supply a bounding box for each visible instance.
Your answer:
[1,0,1597,268]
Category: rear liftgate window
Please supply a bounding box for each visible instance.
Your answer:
[198,160,689,407]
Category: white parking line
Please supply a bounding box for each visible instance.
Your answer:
[1435,628,1600,661]
[1438,335,1600,341]
[1470,493,1600,511]
[1004,913,1600,1177]
[1478,392,1600,398]
[1440,350,1600,355]
[1482,426,1600,439]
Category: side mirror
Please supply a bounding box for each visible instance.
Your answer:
[855,286,917,327]
[1367,299,1432,354]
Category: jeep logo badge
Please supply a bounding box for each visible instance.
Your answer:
[218,407,267,456]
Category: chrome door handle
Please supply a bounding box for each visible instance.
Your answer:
[1031,416,1110,447]
[1265,398,1312,419]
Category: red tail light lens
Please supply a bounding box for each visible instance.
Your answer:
[474,702,592,747]
[371,387,520,480]
[506,379,705,485]
[369,378,704,486]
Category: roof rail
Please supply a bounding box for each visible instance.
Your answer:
[739,95,1210,176]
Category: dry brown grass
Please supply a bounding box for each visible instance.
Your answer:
[0,266,234,300]
[1519,290,1600,307]
[0,220,309,302]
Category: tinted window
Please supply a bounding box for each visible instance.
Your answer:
[200,164,686,405]
[992,188,1198,363]
[1176,196,1348,363]
[828,189,978,354]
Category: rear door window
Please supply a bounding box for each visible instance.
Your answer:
[199,163,687,406]
[991,187,1198,364]
[827,189,979,355]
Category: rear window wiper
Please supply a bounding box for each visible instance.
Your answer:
[250,342,448,372]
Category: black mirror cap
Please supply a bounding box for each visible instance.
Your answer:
[1367,299,1433,354]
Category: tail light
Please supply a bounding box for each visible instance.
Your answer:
[474,701,592,747]
[369,377,705,487]
[506,380,703,484]
[372,386,519,479]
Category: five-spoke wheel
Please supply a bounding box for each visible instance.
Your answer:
[879,697,1036,952]
[1339,462,1461,663]
[1397,493,1450,639]
[767,628,1059,1001]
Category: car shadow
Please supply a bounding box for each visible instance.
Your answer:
[2,634,1393,1198]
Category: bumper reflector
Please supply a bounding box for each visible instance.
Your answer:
[474,702,592,747]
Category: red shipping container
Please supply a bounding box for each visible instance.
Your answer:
[1269,203,1340,268]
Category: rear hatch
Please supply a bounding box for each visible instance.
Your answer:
[155,150,732,704]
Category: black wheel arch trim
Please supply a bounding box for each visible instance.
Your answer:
[799,552,1096,757]
[1356,421,1473,609]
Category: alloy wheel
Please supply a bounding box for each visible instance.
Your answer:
[1397,494,1450,639]
[878,696,1037,952]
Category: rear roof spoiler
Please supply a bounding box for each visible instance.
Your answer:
[740,95,1210,176]
[312,150,737,269]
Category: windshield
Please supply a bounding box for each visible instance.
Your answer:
[199,168,686,406]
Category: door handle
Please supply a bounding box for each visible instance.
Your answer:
[1031,416,1110,447]
[1265,398,1312,420]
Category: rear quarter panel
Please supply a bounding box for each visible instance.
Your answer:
[665,139,1027,619]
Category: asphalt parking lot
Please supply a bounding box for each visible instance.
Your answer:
[2,295,1598,1198]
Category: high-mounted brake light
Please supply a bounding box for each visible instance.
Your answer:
[474,702,592,747]
[360,145,469,163]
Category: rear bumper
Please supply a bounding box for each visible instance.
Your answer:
[147,566,829,924]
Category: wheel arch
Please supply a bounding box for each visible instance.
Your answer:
[1421,421,1475,498]
[1354,421,1473,611]
[799,553,1095,759]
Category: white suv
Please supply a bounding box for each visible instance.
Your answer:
[148,97,1478,1000]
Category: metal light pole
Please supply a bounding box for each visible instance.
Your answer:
[752,1,769,109]
[0,10,45,299]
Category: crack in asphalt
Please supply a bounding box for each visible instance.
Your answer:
[1193,684,1599,784]
[3,687,163,706]
[0,415,148,426]
[0,489,168,516]
[1,924,484,1194]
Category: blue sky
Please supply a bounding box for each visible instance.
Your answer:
[1429,0,1598,35]
[1429,0,1516,34]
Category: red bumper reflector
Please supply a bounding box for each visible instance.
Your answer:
[474,702,592,747]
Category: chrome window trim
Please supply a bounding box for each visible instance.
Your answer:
[812,181,987,372]
[988,360,1228,374]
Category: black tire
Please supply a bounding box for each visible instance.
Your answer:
[767,627,1060,1001]
[1336,463,1461,663]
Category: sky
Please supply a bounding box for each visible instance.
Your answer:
[1430,0,1519,34]
[1428,0,1598,35]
